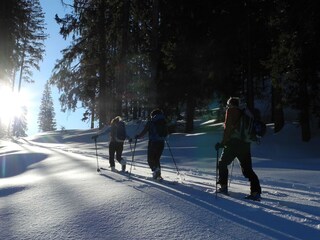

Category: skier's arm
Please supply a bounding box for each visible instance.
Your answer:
[123,126,132,142]
[92,125,111,139]
[136,122,149,139]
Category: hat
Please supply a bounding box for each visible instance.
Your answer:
[150,108,163,117]
[227,97,240,107]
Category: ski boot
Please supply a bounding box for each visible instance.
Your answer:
[216,184,229,195]
[120,158,126,172]
[245,192,261,201]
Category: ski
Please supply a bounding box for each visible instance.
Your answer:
[244,194,261,202]
[215,191,261,202]
[145,176,177,185]
[99,167,129,175]
[99,167,177,185]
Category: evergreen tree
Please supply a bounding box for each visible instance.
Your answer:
[0,0,46,87]
[52,0,114,128]
[52,0,147,127]
[0,0,46,137]
[263,0,320,140]
[15,0,47,88]
[49,0,320,139]
[0,0,17,85]
[38,82,57,132]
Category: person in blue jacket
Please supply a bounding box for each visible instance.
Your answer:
[136,109,168,180]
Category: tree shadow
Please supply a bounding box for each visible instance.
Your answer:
[0,152,47,178]
[0,186,26,197]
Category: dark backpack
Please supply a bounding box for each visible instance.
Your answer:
[150,114,168,140]
[240,108,267,143]
[155,118,168,138]
[115,121,126,141]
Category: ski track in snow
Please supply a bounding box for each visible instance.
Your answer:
[1,131,320,240]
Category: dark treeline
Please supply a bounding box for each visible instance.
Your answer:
[1,1,320,141]
[52,0,320,141]
[51,0,320,141]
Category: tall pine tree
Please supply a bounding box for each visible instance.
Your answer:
[0,0,46,137]
[38,82,57,132]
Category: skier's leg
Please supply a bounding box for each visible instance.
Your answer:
[148,141,164,178]
[218,143,236,189]
[237,142,261,194]
[147,141,156,171]
[115,142,126,171]
[153,141,164,177]
[109,142,116,169]
[115,142,124,163]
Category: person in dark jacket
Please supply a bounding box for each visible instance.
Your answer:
[215,97,262,201]
[92,116,131,172]
[136,109,168,180]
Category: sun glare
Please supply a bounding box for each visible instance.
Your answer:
[0,86,31,126]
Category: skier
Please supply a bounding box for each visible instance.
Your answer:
[215,97,262,200]
[135,108,168,180]
[92,116,132,172]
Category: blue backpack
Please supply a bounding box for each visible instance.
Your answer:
[149,114,168,141]
[115,121,126,141]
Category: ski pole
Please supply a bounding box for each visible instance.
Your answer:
[229,160,235,187]
[165,139,180,175]
[129,140,136,170]
[94,138,100,172]
[229,159,240,187]
[129,138,137,177]
[129,140,132,154]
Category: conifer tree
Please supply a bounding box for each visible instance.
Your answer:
[0,0,46,137]
[50,0,320,139]
[15,0,47,87]
[38,82,57,132]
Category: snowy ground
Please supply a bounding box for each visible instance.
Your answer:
[0,120,319,240]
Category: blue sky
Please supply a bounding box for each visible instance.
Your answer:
[24,0,92,135]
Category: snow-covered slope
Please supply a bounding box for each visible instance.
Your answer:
[0,121,319,239]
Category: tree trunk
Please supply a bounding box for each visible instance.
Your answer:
[91,107,95,129]
[185,93,195,133]
[246,0,254,110]
[90,96,95,129]
[149,0,160,109]
[132,99,138,120]
[116,0,130,117]
[98,0,108,128]
[272,84,284,133]
[300,77,311,141]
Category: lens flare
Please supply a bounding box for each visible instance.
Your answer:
[0,85,31,127]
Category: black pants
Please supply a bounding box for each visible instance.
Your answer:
[147,141,164,172]
[218,138,261,194]
[109,141,124,167]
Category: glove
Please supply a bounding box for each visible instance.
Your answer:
[215,142,223,151]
